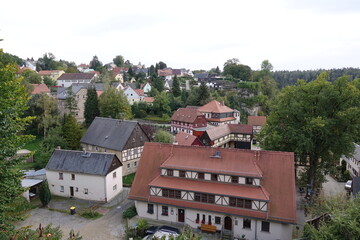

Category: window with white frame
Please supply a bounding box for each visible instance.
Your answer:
[113,184,117,191]
[60,186,64,192]
[84,188,88,194]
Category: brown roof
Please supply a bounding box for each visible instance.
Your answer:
[16,67,33,74]
[248,116,267,126]
[31,84,50,95]
[171,108,203,123]
[149,176,269,201]
[198,100,234,113]
[129,143,296,224]
[207,117,236,122]
[206,124,253,141]
[58,73,95,80]
[174,131,198,146]
[38,70,62,76]
[144,97,154,103]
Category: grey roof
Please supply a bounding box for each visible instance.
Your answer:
[80,117,139,151]
[57,83,104,100]
[58,73,95,80]
[46,150,120,176]
[22,178,43,188]
[24,168,46,177]
[194,73,209,79]
[136,68,149,75]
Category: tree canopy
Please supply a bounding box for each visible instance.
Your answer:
[99,88,132,119]
[223,62,252,81]
[258,72,360,191]
[113,55,125,67]
[153,130,173,143]
[84,87,100,127]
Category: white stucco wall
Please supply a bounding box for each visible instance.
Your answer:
[135,201,292,240]
[47,170,107,201]
[105,167,123,201]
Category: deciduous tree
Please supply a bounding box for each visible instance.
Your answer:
[258,73,360,192]
[153,91,171,116]
[99,88,132,119]
[113,55,125,67]
[154,130,173,143]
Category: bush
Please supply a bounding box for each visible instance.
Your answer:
[123,205,137,219]
[80,210,102,219]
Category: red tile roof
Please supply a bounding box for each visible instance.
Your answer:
[58,73,95,80]
[206,124,253,140]
[198,100,234,114]
[31,84,50,95]
[16,67,33,74]
[171,108,203,123]
[134,89,145,96]
[248,116,267,126]
[150,176,269,200]
[129,143,297,224]
[174,131,198,146]
[144,97,155,103]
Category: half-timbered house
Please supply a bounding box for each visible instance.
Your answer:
[197,100,240,126]
[129,143,296,240]
[80,117,150,176]
[170,108,207,135]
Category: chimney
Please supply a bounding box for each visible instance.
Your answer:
[56,146,61,150]
[221,101,224,106]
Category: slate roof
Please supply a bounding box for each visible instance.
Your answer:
[57,83,104,100]
[194,73,209,79]
[46,149,121,176]
[171,108,203,123]
[129,143,297,224]
[80,117,140,151]
[58,73,95,80]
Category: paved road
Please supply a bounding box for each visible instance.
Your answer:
[16,190,133,240]
[322,175,346,197]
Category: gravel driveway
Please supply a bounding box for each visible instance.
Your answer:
[16,189,133,240]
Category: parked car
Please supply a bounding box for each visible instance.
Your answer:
[143,230,180,240]
[145,225,180,236]
[345,180,352,190]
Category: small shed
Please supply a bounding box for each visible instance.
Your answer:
[22,178,43,202]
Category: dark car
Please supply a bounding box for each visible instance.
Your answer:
[145,226,180,236]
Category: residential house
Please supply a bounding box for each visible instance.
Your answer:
[124,86,145,105]
[144,97,155,104]
[174,131,203,146]
[57,83,104,122]
[80,117,150,176]
[46,150,122,202]
[23,60,37,71]
[112,82,125,91]
[21,168,46,202]
[158,69,173,77]
[77,63,90,72]
[164,79,173,90]
[112,67,128,83]
[142,82,152,93]
[248,116,267,135]
[194,72,209,81]
[57,73,96,88]
[342,143,360,178]
[197,100,240,126]
[136,68,149,77]
[31,83,51,95]
[171,108,207,135]
[38,70,65,81]
[200,124,253,149]
[129,143,296,240]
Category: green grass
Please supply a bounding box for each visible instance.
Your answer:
[79,210,103,219]
[23,137,43,151]
[144,115,170,123]
[123,172,136,185]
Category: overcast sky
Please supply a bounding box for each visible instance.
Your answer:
[1,0,360,71]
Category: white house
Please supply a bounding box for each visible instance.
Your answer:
[57,73,96,88]
[142,82,152,93]
[343,143,360,177]
[129,143,297,240]
[124,86,144,105]
[46,150,123,202]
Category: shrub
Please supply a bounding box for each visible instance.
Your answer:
[80,210,102,219]
[123,205,137,219]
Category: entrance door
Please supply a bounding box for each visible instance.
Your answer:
[70,187,74,197]
[178,209,185,222]
[224,216,232,230]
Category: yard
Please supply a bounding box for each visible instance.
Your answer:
[123,172,136,186]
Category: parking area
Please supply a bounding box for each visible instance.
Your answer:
[16,188,132,240]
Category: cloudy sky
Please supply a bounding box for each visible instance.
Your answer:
[1,0,360,71]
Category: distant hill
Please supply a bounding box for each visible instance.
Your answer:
[272,68,360,88]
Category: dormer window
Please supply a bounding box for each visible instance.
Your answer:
[167,169,173,176]
[198,172,204,180]
[231,176,238,183]
[246,177,253,185]
[211,174,218,181]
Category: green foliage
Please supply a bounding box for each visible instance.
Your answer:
[237,81,260,90]
[113,55,125,67]
[303,195,360,240]
[153,91,171,116]
[89,55,103,72]
[39,180,51,207]
[136,218,149,237]
[84,87,100,127]
[127,67,135,77]
[0,49,34,228]
[223,62,252,81]
[99,88,132,119]
[172,75,181,97]
[259,73,360,191]
[65,87,78,115]
[123,172,136,185]
[43,76,57,88]
[152,77,165,92]
[154,130,173,143]
[21,69,42,84]
[131,102,149,118]
[123,205,137,219]
[62,114,82,150]
[197,81,211,105]
[0,51,23,65]
[79,210,102,219]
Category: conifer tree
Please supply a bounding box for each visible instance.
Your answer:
[84,87,100,127]
[39,180,51,207]
[62,114,82,150]
[172,74,181,97]
[197,81,210,105]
